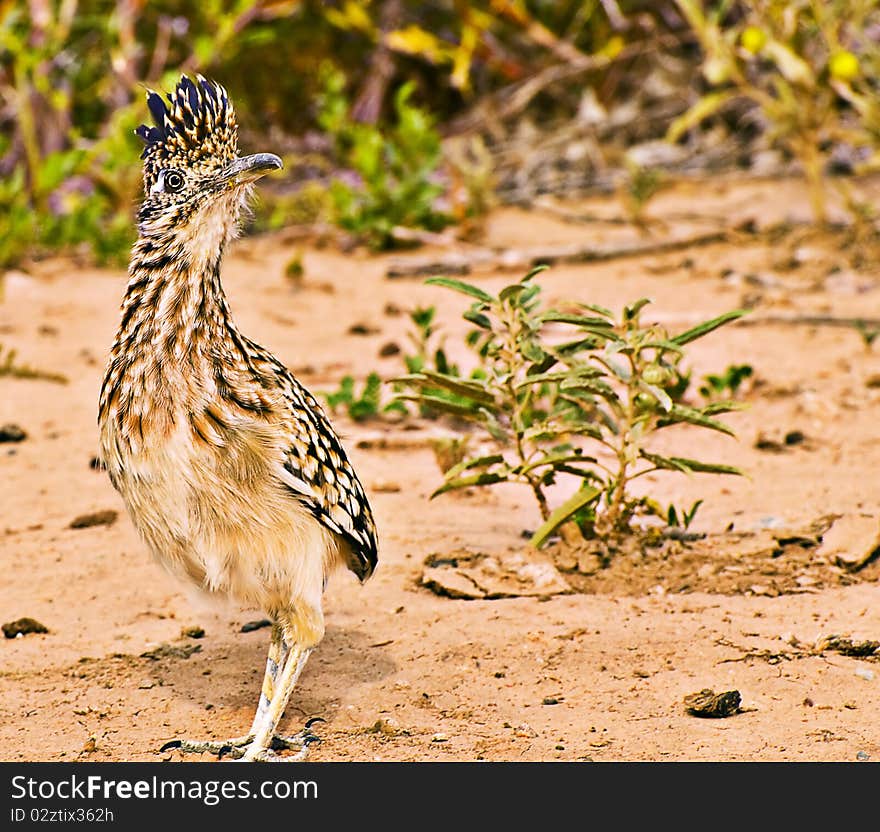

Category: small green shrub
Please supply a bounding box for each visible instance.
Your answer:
[322,372,391,422]
[699,364,753,400]
[318,66,451,249]
[396,266,748,549]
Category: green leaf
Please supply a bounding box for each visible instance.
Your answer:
[624,298,652,320]
[554,464,602,480]
[417,370,495,404]
[477,406,509,442]
[522,422,603,443]
[519,339,548,363]
[523,264,550,282]
[639,450,691,474]
[559,376,617,400]
[684,499,704,527]
[640,450,743,476]
[671,309,748,346]
[659,404,736,436]
[463,308,492,329]
[701,400,748,415]
[530,486,602,548]
[554,337,604,355]
[516,452,598,476]
[540,312,616,329]
[515,367,603,389]
[426,276,494,303]
[499,282,528,303]
[639,339,684,355]
[592,355,631,382]
[393,394,481,418]
[639,381,672,413]
[444,453,506,481]
[580,303,614,319]
[431,471,508,497]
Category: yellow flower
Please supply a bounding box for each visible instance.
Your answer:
[829,51,859,81]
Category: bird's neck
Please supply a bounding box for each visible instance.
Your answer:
[117,232,239,364]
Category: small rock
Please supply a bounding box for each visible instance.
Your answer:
[180,626,205,639]
[69,510,118,529]
[815,515,880,572]
[348,322,380,336]
[82,736,97,753]
[372,480,401,494]
[684,688,742,718]
[855,667,875,682]
[378,341,401,357]
[138,680,155,689]
[431,733,448,743]
[542,697,560,706]
[784,430,805,446]
[240,619,272,633]
[367,717,400,736]
[857,751,871,761]
[3,617,49,638]
[0,424,26,443]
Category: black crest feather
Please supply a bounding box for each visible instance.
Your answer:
[136,75,237,163]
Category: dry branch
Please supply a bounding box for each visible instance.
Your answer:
[386,229,729,278]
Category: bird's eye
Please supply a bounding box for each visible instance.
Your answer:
[164,170,185,193]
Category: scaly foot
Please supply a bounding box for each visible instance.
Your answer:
[161,718,323,761]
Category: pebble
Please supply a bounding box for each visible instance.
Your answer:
[0,423,26,443]
[855,667,875,681]
[2,617,49,638]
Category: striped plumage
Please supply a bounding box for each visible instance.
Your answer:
[98,76,377,761]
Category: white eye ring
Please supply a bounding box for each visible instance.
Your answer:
[151,169,185,195]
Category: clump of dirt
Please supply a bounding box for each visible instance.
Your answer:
[69,509,118,529]
[545,515,880,597]
[140,643,202,661]
[2,618,49,638]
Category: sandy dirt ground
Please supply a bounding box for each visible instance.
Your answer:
[2,176,880,763]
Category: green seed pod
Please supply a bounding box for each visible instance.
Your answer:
[642,364,668,385]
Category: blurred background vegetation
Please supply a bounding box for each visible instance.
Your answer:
[1,0,879,268]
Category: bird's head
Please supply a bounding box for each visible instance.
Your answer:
[135,75,281,253]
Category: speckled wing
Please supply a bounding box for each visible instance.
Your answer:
[275,372,378,582]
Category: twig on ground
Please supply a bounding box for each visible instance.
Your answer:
[386,229,730,277]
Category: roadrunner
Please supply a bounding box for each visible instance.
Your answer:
[98,76,378,762]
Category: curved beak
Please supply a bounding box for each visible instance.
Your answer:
[224,153,283,186]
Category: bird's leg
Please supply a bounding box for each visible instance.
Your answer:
[248,623,289,735]
[161,624,298,759]
[240,643,314,762]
